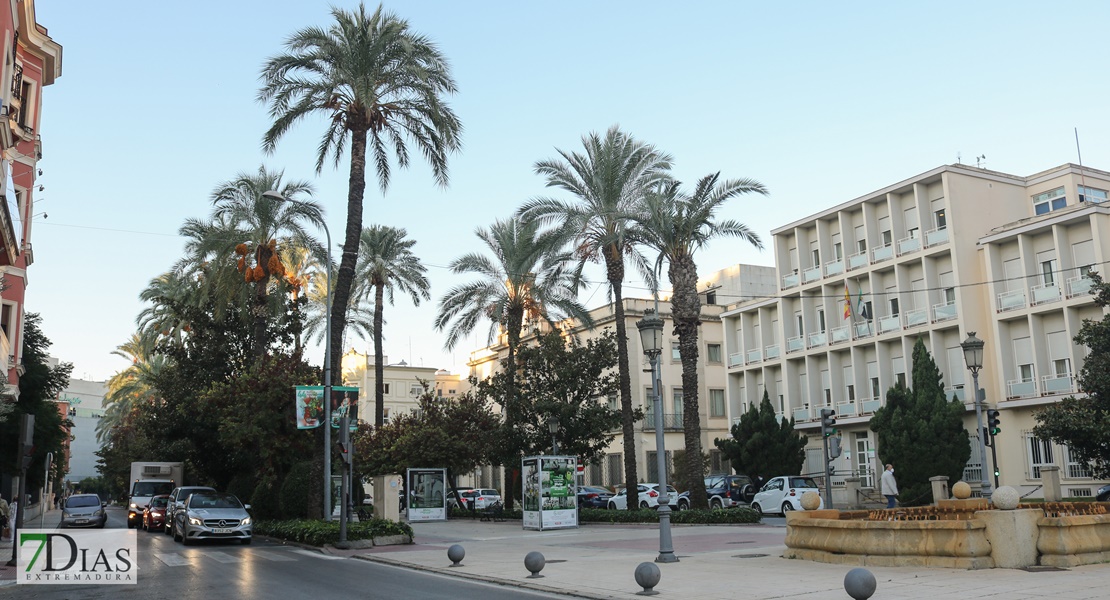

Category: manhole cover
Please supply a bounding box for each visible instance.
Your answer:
[1018,566,1068,572]
[546,559,568,564]
[733,554,769,559]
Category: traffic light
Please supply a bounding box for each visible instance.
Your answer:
[982,427,992,447]
[828,435,842,460]
[994,466,1000,478]
[987,409,1001,436]
[337,441,351,464]
[820,408,836,437]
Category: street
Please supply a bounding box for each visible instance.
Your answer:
[1,507,561,599]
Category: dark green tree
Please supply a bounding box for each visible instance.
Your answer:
[714,390,806,485]
[1034,272,1110,478]
[869,338,971,506]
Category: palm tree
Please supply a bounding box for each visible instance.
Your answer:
[259,1,462,380]
[354,225,430,427]
[631,172,767,509]
[98,334,169,443]
[520,126,672,499]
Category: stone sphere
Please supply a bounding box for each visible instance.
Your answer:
[800,491,822,510]
[634,561,661,591]
[992,486,1020,510]
[524,551,545,576]
[447,544,465,565]
[952,481,972,499]
[844,567,877,600]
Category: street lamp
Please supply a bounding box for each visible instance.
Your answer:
[960,331,992,500]
[548,415,560,455]
[263,190,334,520]
[635,308,678,564]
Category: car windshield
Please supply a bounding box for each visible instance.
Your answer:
[481,490,499,496]
[132,482,175,497]
[67,496,99,508]
[189,494,243,509]
[150,497,169,508]
[789,478,819,489]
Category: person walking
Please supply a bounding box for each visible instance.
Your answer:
[881,464,898,508]
[0,493,10,538]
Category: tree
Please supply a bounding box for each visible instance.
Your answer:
[520,126,672,501]
[354,225,430,427]
[259,1,462,384]
[98,333,169,443]
[631,172,767,509]
[869,339,971,506]
[1034,272,1110,478]
[714,390,806,486]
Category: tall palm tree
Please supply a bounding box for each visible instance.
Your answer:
[98,334,169,443]
[259,1,462,380]
[520,126,671,499]
[631,172,767,509]
[354,225,430,427]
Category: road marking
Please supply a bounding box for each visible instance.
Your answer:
[290,549,344,560]
[152,553,192,567]
[252,550,297,562]
[204,551,243,563]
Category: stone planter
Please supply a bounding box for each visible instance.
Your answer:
[1037,513,1110,567]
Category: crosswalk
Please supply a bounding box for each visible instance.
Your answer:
[151,547,342,567]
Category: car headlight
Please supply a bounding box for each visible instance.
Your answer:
[130,503,138,509]
[241,517,251,526]
[189,517,202,526]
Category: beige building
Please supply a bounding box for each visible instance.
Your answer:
[341,348,469,425]
[723,162,1110,499]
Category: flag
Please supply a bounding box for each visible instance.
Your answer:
[857,286,870,320]
[843,283,852,320]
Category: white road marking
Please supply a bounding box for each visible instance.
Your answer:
[152,553,192,567]
[252,550,297,562]
[203,551,243,563]
[290,549,344,560]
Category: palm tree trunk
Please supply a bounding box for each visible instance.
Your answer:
[501,309,523,511]
[329,126,369,379]
[374,282,385,427]
[253,279,268,357]
[670,255,708,509]
[606,247,637,507]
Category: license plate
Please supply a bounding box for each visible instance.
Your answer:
[76,519,88,524]
[212,528,233,534]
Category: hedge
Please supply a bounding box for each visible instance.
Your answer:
[254,518,414,547]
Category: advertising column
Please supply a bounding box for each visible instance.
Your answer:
[521,456,578,531]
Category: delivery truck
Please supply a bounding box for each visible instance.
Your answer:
[128,462,183,528]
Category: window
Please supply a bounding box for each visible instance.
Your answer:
[410,384,422,396]
[1026,434,1055,479]
[823,388,832,407]
[18,81,31,127]
[908,227,919,239]
[672,389,684,416]
[796,314,804,335]
[870,377,880,399]
[1041,259,1058,286]
[896,372,906,387]
[1053,358,1071,376]
[448,389,456,395]
[709,389,725,417]
[881,230,892,246]
[1019,364,1034,382]
[944,288,956,304]
[816,309,826,333]
[608,393,619,412]
[382,383,390,395]
[706,290,717,305]
[935,209,947,229]
[1032,187,1067,215]
[1078,186,1108,204]
[857,239,867,253]
[707,343,722,363]
[811,249,820,267]
[889,297,900,317]
[833,242,843,260]
[1065,445,1092,479]
[671,343,681,361]
[383,407,390,423]
[846,384,855,402]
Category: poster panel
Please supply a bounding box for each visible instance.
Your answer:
[294,386,324,429]
[521,457,541,530]
[405,468,447,522]
[330,386,359,431]
[540,456,578,529]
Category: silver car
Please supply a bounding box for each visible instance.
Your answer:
[61,494,107,528]
[173,492,252,545]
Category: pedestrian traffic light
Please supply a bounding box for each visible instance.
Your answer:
[828,435,842,460]
[994,466,1000,478]
[982,427,992,446]
[987,409,1001,436]
[820,408,836,437]
[337,441,351,464]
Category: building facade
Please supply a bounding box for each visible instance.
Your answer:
[58,377,108,484]
[341,348,469,425]
[722,162,1110,499]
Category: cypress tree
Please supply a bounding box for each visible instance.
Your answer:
[715,390,807,485]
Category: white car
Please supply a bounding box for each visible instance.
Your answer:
[750,476,824,515]
[447,488,502,510]
[606,483,678,510]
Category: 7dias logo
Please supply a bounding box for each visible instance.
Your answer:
[18,530,137,585]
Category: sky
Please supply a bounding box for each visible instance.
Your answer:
[25,1,1110,382]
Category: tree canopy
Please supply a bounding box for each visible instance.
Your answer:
[714,390,806,485]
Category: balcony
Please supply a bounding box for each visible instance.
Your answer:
[807,331,827,348]
[728,351,744,368]
[786,335,805,354]
[824,259,844,277]
[854,321,874,338]
[642,413,684,431]
[1031,283,1062,306]
[829,325,851,344]
[878,315,901,334]
[933,301,957,322]
[782,271,800,289]
[945,386,966,403]
[847,251,868,271]
[859,397,882,415]
[924,226,949,248]
[764,344,780,360]
[746,348,762,364]
[903,308,928,328]
[802,265,822,284]
[1041,373,1075,395]
[1007,378,1038,399]
[897,235,921,256]
[792,405,811,422]
[1067,274,1094,298]
[997,289,1027,312]
[836,400,857,417]
[871,244,894,263]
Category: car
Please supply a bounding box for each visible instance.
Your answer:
[173,492,252,546]
[606,484,679,510]
[675,491,690,510]
[165,486,216,536]
[704,474,756,509]
[1096,483,1110,502]
[142,494,171,532]
[576,485,614,508]
[447,488,502,510]
[60,494,107,528]
[750,476,824,515]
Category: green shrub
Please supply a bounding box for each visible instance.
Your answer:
[249,477,282,520]
[446,506,760,524]
[279,462,312,520]
[226,473,255,502]
[254,518,414,547]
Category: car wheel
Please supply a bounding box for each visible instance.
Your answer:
[607,501,616,510]
[678,499,689,511]
[182,534,193,547]
[751,502,763,516]
[781,501,794,513]
[241,537,251,545]
[639,500,649,509]
[173,523,182,542]
[710,498,723,509]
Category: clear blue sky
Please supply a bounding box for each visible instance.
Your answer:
[28,1,1110,381]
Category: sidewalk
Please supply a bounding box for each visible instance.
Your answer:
[0,505,61,585]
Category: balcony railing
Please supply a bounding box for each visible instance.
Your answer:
[847,251,868,271]
[871,244,894,263]
[933,301,957,322]
[897,235,921,256]
[642,413,684,431]
[1007,378,1038,399]
[836,400,858,417]
[782,272,800,289]
[792,405,811,422]
[728,351,744,367]
[1041,373,1075,395]
[746,348,762,364]
[764,344,780,360]
[829,325,851,344]
[10,63,22,101]
[945,386,966,403]
[802,265,822,284]
[824,259,844,277]
[878,315,901,334]
[924,226,949,248]
[807,331,827,348]
[859,397,882,415]
[1067,274,1094,298]
[997,289,1027,312]
[786,335,805,353]
[903,308,928,328]
[1031,283,1062,306]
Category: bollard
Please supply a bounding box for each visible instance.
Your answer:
[524,551,545,578]
[447,544,465,567]
[844,568,876,600]
[634,561,661,596]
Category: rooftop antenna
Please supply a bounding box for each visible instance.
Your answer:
[976,154,986,169]
[956,152,962,165]
[1075,127,1088,194]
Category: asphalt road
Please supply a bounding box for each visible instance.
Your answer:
[5,507,561,599]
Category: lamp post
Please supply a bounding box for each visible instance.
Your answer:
[263,191,333,520]
[960,331,992,500]
[548,416,560,455]
[636,308,678,564]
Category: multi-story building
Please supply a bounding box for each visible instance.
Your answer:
[341,348,469,425]
[0,1,61,400]
[722,162,1110,499]
[58,377,108,484]
[467,264,776,491]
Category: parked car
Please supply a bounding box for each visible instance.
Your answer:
[577,485,614,508]
[1096,483,1110,502]
[675,491,690,510]
[173,492,252,546]
[750,476,824,515]
[165,486,215,536]
[704,474,756,508]
[60,494,107,529]
[447,488,502,510]
[142,494,171,532]
[607,484,679,510]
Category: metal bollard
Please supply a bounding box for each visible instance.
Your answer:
[524,551,545,578]
[447,544,465,567]
[634,561,661,595]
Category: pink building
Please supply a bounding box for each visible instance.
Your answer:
[0,1,61,400]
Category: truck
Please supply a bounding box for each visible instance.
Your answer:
[127,462,183,529]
